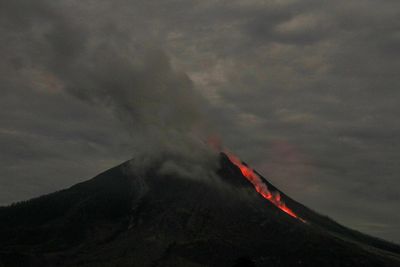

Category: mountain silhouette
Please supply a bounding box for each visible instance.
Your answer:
[0,153,399,267]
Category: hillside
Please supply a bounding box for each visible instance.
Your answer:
[0,153,399,267]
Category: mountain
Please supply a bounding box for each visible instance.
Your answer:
[0,153,399,267]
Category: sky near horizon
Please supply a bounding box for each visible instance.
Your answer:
[1,0,400,243]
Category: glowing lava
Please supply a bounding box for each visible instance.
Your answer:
[226,152,305,223]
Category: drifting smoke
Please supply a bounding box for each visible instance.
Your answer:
[0,0,219,181]
[58,45,219,179]
[63,46,222,180]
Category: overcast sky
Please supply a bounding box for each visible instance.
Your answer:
[1,0,400,243]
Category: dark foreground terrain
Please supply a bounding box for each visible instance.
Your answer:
[1,154,399,267]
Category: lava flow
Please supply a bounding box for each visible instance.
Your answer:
[226,152,305,223]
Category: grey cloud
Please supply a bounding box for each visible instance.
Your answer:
[1,0,400,243]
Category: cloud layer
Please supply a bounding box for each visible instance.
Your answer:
[1,0,400,242]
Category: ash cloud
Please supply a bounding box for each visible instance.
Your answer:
[61,46,219,180]
[0,0,219,185]
[54,40,218,178]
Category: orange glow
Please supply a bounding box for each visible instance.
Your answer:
[226,152,305,222]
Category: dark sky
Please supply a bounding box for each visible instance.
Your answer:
[1,0,400,243]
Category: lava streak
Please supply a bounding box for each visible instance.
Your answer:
[226,152,305,222]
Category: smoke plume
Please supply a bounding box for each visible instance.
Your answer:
[0,0,219,181]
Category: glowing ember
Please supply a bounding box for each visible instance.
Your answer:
[225,152,305,223]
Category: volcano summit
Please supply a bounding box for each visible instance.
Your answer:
[0,153,399,267]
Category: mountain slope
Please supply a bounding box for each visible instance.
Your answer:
[0,153,399,267]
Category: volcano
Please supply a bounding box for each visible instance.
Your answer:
[1,153,399,267]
